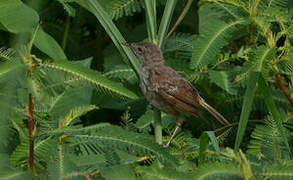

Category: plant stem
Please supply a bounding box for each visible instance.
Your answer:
[167,0,193,38]
[28,93,34,172]
[276,73,293,106]
[158,0,178,47]
[62,14,71,50]
[153,108,162,145]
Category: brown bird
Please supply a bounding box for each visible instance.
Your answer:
[123,42,229,147]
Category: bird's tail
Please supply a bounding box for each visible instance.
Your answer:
[198,96,230,125]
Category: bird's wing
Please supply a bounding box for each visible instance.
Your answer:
[151,66,200,115]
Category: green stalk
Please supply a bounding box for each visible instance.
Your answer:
[62,14,71,50]
[143,0,164,144]
[153,108,162,145]
[158,0,178,48]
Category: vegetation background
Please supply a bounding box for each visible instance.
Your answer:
[0,0,293,179]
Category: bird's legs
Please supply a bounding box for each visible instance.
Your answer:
[164,117,183,148]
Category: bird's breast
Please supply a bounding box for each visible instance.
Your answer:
[140,65,175,115]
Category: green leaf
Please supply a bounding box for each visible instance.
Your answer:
[59,105,98,128]
[260,164,293,179]
[101,165,136,180]
[0,0,39,33]
[101,0,142,20]
[158,0,177,47]
[66,125,178,166]
[208,70,237,95]
[135,109,153,130]
[235,45,275,151]
[47,146,78,180]
[199,131,220,164]
[191,162,242,180]
[34,28,67,61]
[258,76,291,158]
[0,171,31,180]
[143,0,157,43]
[234,71,259,151]
[0,61,24,78]
[191,18,248,69]
[41,61,138,100]
[0,60,26,151]
[136,163,191,180]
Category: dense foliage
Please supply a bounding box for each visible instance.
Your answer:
[0,0,293,179]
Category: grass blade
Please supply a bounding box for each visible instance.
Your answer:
[158,0,178,47]
[234,71,259,151]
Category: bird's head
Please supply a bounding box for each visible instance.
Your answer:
[122,42,163,63]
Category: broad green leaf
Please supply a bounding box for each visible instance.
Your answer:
[135,109,153,130]
[0,0,39,33]
[0,61,24,78]
[34,28,67,61]
[199,131,220,164]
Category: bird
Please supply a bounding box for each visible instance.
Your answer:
[122,41,230,147]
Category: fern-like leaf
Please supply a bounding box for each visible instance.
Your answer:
[247,115,290,161]
[59,105,98,128]
[259,164,293,180]
[0,48,16,61]
[208,70,237,95]
[103,66,138,84]
[136,163,192,180]
[190,162,242,180]
[41,61,138,100]
[10,136,56,170]
[191,18,249,70]
[101,0,142,20]
[65,125,178,166]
